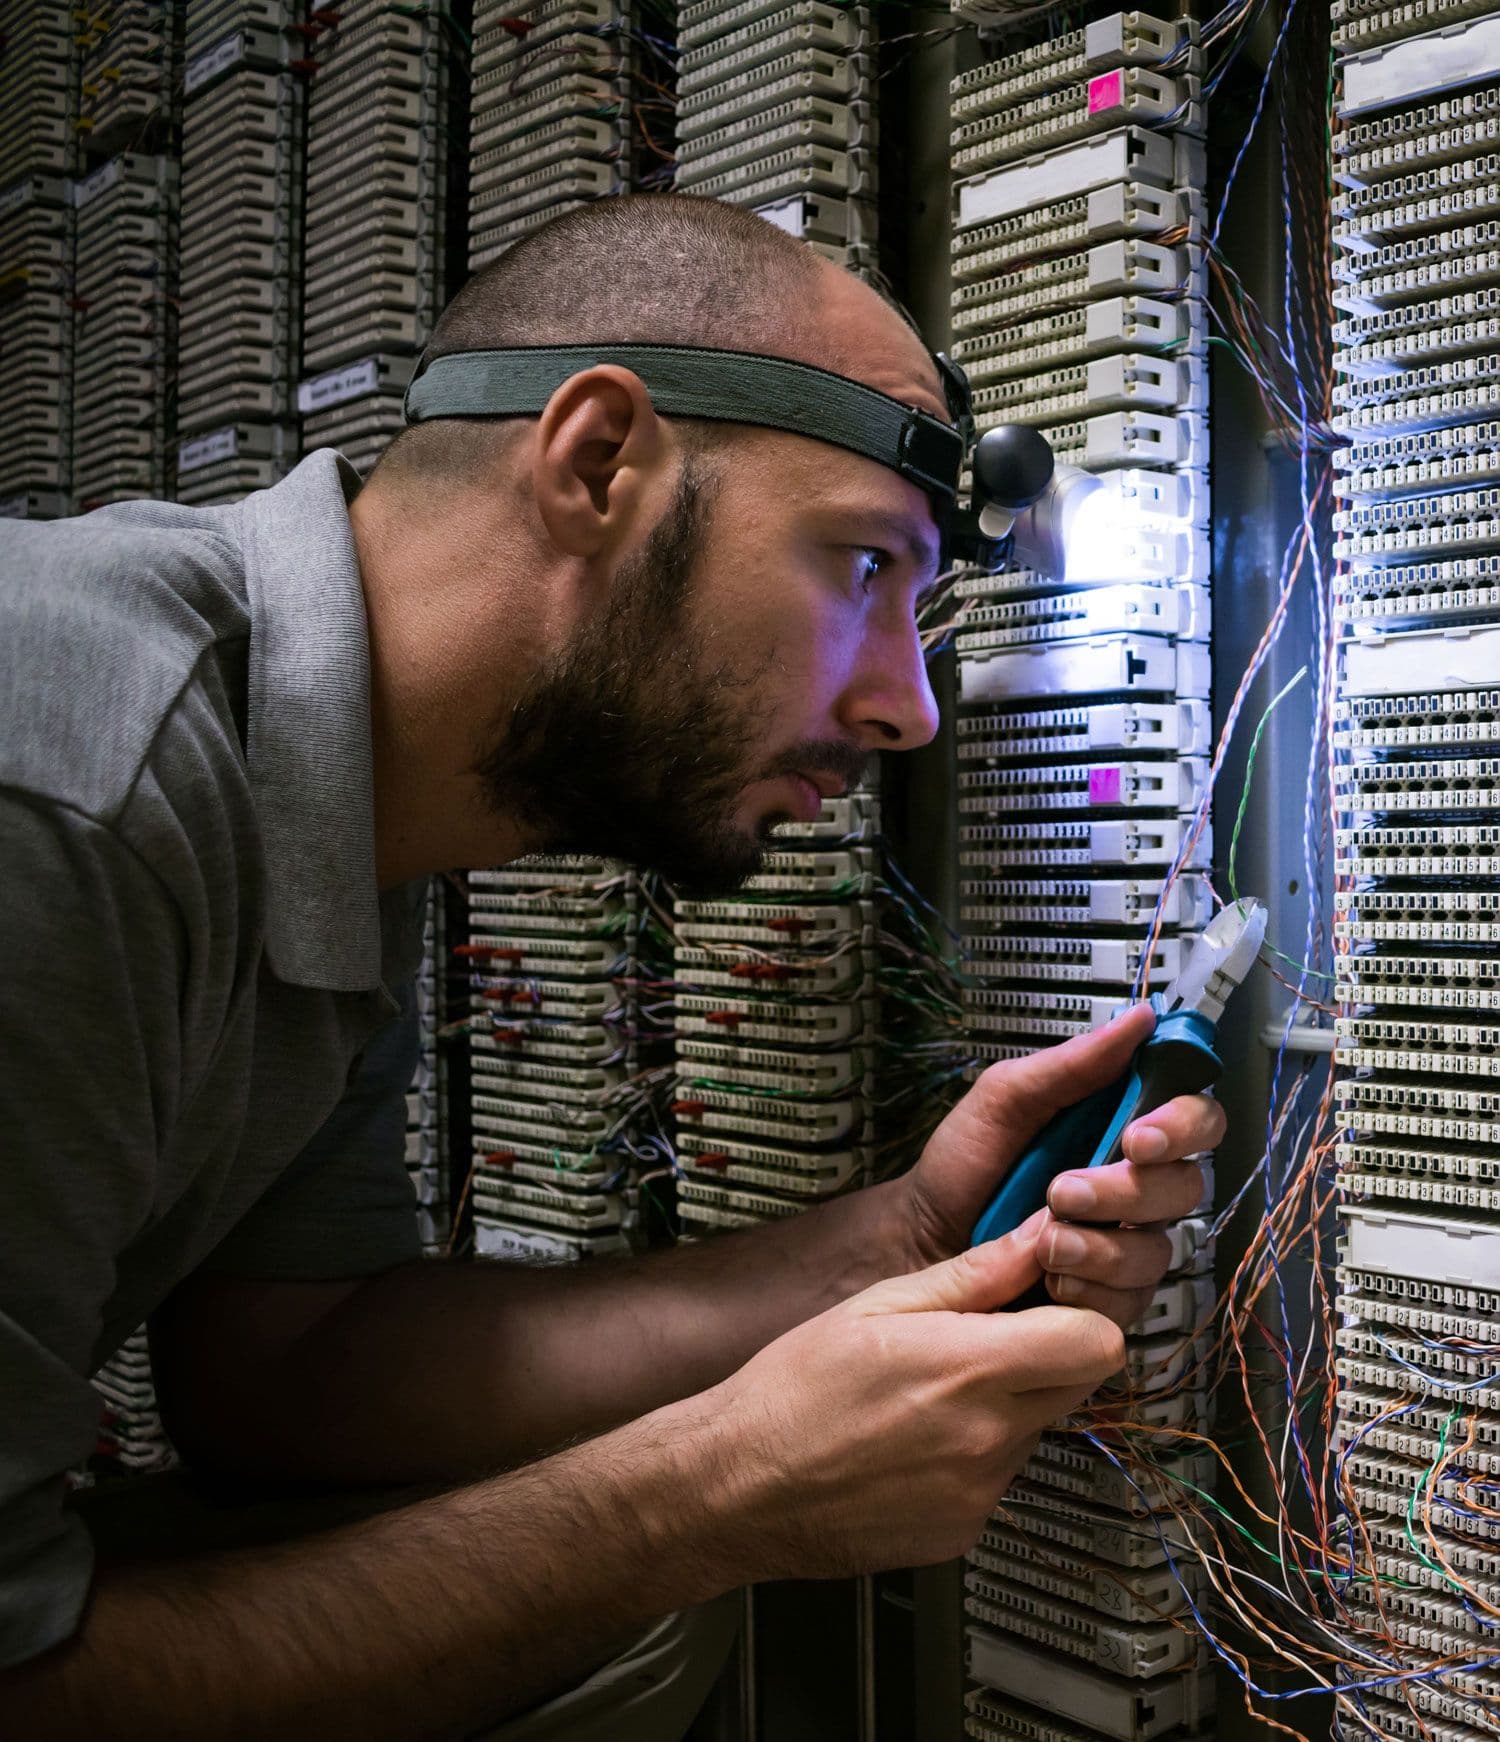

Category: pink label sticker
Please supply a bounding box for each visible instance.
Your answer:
[1089,766,1123,806]
[1088,69,1125,115]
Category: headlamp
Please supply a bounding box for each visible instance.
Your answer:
[967,423,1107,582]
[401,343,1092,579]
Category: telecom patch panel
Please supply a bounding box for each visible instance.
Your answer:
[1,1,74,169]
[670,795,878,1235]
[407,889,448,1253]
[460,861,673,1261]
[1332,16,1500,1675]
[674,0,875,271]
[465,0,633,269]
[175,5,302,504]
[0,3,77,514]
[949,13,1211,1736]
[90,1328,174,1475]
[73,1,178,155]
[0,172,74,516]
[69,152,178,506]
[298,0,449,472]
[953,69,1194,180]
[1332,0,1500,54]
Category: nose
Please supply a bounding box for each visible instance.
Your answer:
[839,609,941,752]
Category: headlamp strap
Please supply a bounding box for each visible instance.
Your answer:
[403,344,965,505]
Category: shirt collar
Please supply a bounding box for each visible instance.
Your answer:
[237,449,385,992]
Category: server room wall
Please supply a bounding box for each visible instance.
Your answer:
[11,0,1500,1738]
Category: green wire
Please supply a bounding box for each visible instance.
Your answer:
[1225,664,1342,987]
[1228,666,1305,894]
[1403,1404,1466,1595]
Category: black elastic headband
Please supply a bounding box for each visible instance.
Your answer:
[402,343,968,505]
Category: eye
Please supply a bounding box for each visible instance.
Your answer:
[852,547,890,594]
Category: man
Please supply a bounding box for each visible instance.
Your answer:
[0,196,1223,1737]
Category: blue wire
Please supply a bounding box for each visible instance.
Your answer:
[1081,1428,1500,1702]
[1370,1333,1500,1394]
[1209,0,1301,249]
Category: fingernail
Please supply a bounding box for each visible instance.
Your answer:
[1049,1176,1097,1218]
[1128,1125,1169,1162]
[1051,1274,1084,1300]
[1047,1227,1088,1266]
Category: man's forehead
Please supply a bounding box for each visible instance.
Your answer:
[804,266,950,423]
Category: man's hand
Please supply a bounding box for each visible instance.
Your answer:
[898,1006,1225,1327]
[699,1223,1125,1578]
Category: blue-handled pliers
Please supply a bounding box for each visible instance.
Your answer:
[970,898,1267,1247]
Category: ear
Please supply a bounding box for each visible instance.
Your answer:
[531,365,667,559]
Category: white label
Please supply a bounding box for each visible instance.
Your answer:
[957,127,1173,229]
[297,357,380,413]
[185,32,245,94]
[178,427,238,473]
[475,1225,581,1263]
[72,158,121,207]
[755,195,809,238]
[0,179,37,220]
[1342,13,1500,117]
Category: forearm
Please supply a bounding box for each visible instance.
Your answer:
[3,1398,743,1742]
[158,1179,917,1483]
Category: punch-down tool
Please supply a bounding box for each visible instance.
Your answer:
[970,899,1268,1247]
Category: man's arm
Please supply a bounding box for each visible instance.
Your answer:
[156,1004,1216,1486]
[6,1397,737,1740]
[155,1175,911,1482]
[7,1233,1127,1740]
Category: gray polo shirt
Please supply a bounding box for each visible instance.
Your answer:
[0,451,427,1667]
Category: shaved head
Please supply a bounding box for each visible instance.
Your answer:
[373,193,944,487]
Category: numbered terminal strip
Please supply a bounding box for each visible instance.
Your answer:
[676,0,876,272]
[298,0,450,471]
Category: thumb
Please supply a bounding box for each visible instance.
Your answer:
[941,1002,1155,1167]
[858,1210,1048,1315]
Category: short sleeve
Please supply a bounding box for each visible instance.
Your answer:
[0,791,188,1667]
[194,981,424,1281]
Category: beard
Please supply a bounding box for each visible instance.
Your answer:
[472,463,867,896]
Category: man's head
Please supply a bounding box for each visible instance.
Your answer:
[359,195,948,893]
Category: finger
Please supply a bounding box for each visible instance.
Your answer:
[971,1303,1126,1393]
[1009,1381,1113,1434]
[859,1210,1048,1316]
[935,1004,1156,1177]
[1045,1273,1158,1330]
[1121,1093,1227,1165]
[1038,1220,1174,1289]
[1048,1157,1205,1225]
